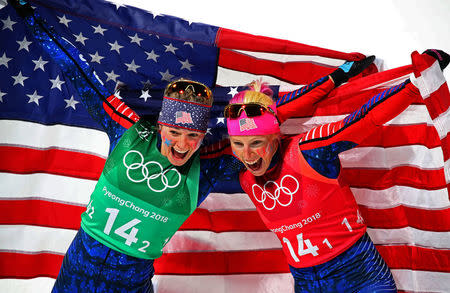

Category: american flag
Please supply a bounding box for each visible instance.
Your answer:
[175,111,193,125]
[239,118,258,132]
[0,0,449,292]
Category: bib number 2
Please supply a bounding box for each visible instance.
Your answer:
[283,233,319,262]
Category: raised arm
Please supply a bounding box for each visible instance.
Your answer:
[298,77,419,178]
[298,49,450,179]
[276,56,376,123]
[11,1,138,150]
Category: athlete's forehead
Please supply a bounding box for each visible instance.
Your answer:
[229,134,277,143]
[160,125,204,135]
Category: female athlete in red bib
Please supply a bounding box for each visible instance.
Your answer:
[11,2,375,290]
[225,50,449,292]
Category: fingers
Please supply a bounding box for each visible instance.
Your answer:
[423,49,450,70]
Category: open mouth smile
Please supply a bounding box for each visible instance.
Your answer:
[245,158,262,171]
[171,148,188,160]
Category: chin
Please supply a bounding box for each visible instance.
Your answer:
[169,159,185,166]
[250,170,266,177]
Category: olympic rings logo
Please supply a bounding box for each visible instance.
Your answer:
[252,175,299,210]
[123,150,181,193]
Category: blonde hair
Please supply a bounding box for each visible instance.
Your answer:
[230,79,274,107]
[242,91,274,107]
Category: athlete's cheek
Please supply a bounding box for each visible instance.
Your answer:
[187,139,200,150]
[265,143,272,155]
[163,136,175,147]
[256,146,267,158]
[232,149,243,161]
[195,139,203,150]
[261,143,275,161]
[256,148,263,158]
[232,150,238,157]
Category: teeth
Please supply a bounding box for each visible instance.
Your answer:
[245,159,259,165]
[174,148,188,154]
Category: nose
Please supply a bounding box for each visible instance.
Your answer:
[242,145,253,159]
[177,134,188,150]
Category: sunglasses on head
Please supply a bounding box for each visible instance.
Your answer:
[224,103,277,119]
[165,80,212,99]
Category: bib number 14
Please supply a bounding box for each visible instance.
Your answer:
[104,208,140,246]
[283,233,319,262]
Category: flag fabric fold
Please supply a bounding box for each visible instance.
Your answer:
[0,0,448,292]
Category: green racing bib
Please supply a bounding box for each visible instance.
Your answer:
[81,120,200,259]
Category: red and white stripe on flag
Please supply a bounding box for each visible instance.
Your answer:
[411,52,450,194]
[1,7,449,293]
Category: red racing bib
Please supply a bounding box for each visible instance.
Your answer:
[240,136,366,268]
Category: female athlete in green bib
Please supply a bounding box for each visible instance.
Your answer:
[51,79,222,292]
[12,2,379,291]
[12,6,236,289]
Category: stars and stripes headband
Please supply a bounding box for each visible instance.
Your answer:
[158,80,212,133]
[226,102,280,136]
[225,81,280,136]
